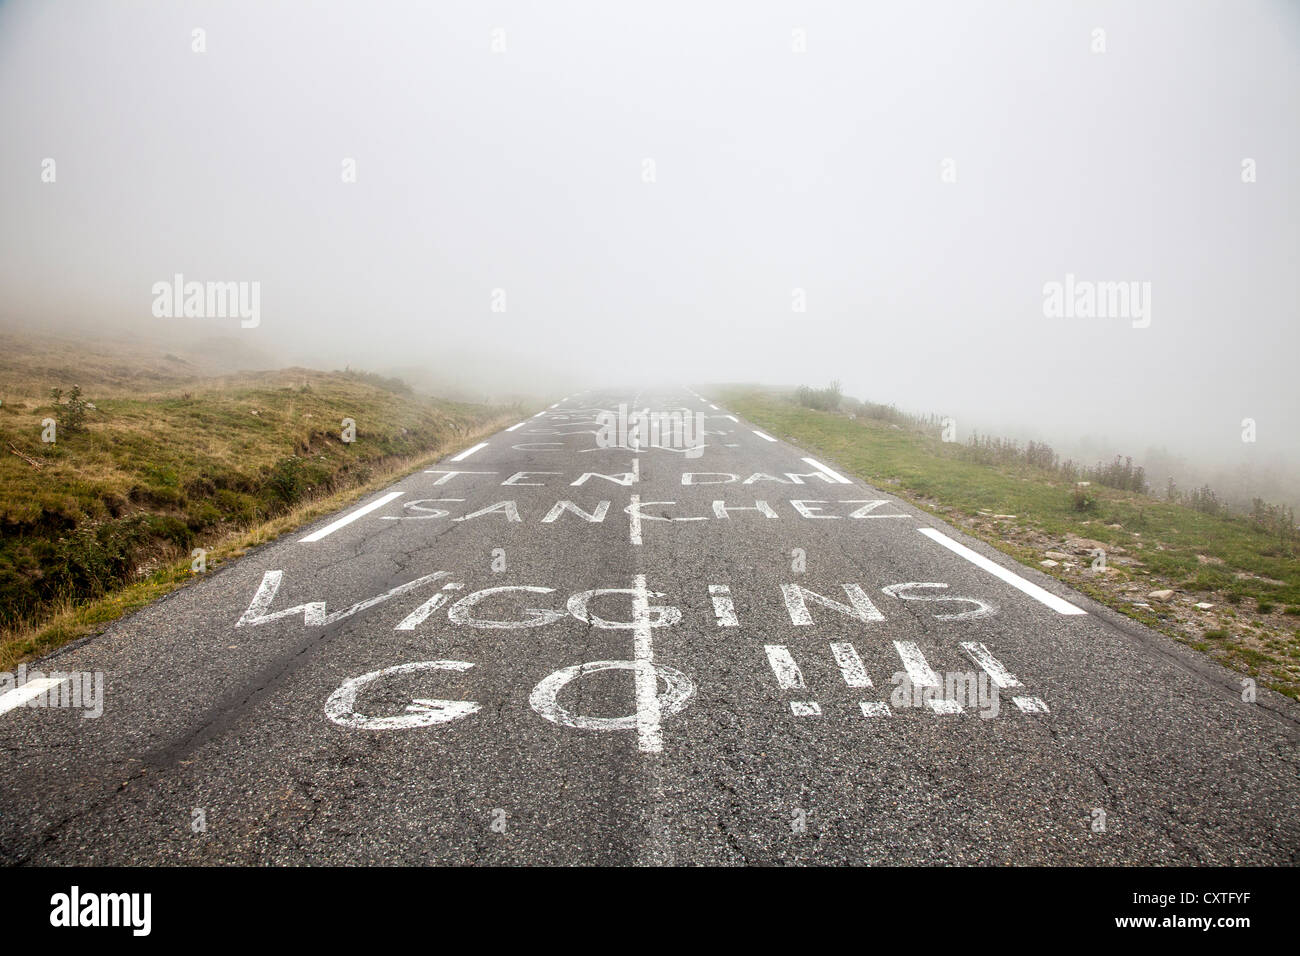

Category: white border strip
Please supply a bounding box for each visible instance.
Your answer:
[0,678,69,717]
[919,528,1087,615]
[450,442,488,462]
[752,429,776,442]
[300,492,404,543]
[801,456,851,483]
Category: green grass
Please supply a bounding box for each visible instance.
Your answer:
[722,387,1300,699]
[1,357,516,665]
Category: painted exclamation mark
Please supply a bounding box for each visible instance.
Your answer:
[710,585,738,626]
[895,640,962,714]
[960,641,1049,713]
[764,645,820,716]
[830,641,890,718]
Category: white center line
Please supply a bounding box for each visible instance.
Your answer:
[752,429,776,442]
[801,456,851,483]
[450,442,488,462]
[300,491,404,543]
[631,574,662,753]
[0,678,70,717]
[628,493,643,545]
[919,527,1087,615]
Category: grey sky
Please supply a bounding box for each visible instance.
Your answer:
[1,1,1297,477]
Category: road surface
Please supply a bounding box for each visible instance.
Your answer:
[2,389,1297,864]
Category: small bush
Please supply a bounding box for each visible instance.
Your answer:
[1084,455,1147,493]
[1186,484,1222,516]
[1071,485,1097,512]
[266,456,306,507]
[49,385,91,435]
[795,381,842,412]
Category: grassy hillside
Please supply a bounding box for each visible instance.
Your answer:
[0,332,515,665]
[722,388,1300,701]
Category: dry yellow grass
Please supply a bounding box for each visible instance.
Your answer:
[0,326,522,663]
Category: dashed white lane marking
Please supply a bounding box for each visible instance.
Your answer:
[724,414,738,422]
[0,678,69,717]
[830,642,872,687]
[752,429,777,441]
[918,528,1087,615]
[628,493,643,546]
[300,491,404,542]
[859,701,892,718]
[893,641,940,687]
[450,442,488,462]
[708,403,719,410]
[505,422,525,432]
[801,457,851,484]
[960,642,1022,688]
[790,701,822,716]
[764,645,805,689]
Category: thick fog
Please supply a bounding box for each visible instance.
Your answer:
[2,1,1297,494]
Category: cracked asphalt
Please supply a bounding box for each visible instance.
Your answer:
[1,388,1297,865]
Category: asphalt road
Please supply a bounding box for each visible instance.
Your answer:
[2,388,1297,865]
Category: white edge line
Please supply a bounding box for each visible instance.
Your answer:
[919,527,1087,615]
[450,441,488,462]
[300,491,404,543]
[752,429,776,442]
[0,678,70,716]
[801,456,851,483]
[505,422,525,432]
